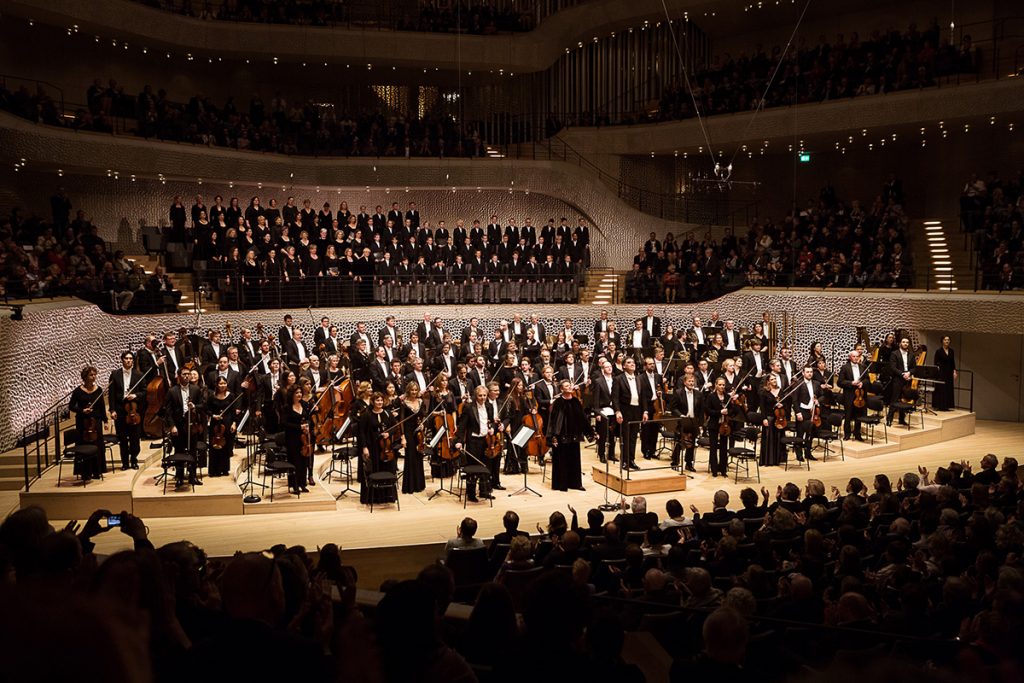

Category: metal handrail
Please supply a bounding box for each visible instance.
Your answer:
[19,388,74,491]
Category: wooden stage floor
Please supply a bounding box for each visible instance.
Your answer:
[14,410,1018,559]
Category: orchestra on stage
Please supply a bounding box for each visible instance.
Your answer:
[67,308,954,499]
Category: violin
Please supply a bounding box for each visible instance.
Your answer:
[82,414,100,443]
[485,421,504,459]
[124,396,142,426]
[433,408,459,460]
[211,417,228,450]
[379,425,398,462]
[853,386,866,409]
[773,402,788,430]
[301,422,314,458]
[811,401,822,428]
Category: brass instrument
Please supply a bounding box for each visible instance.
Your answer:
[701,347,719,367]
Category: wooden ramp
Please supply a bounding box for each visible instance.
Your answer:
[592,464,687,496]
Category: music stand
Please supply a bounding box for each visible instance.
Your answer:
[427,427,456,500]
[330,417,358,500]
[239,411,266,503]
[913,365,941,415]
[508,425,541,498]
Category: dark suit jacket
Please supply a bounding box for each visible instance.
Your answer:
[163,383,205,429]
[282,339,309,367]
[642,316,662,338]
[612,373,653,414]
[456,401,496,444]
[108,368,147,417]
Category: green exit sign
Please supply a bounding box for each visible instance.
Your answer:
[798,152,811,162]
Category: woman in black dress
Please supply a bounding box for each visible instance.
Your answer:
[358,392,400,505]
[400,382,428,494]
[206,377,236,477]
[69,365,108,481]
[545,379,594,492]
[933,336,957,410]
[759,374,784,467]
[283,385,313,494]
[501,378,528,475]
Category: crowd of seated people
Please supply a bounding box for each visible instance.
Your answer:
[557,20,981,130]
[136,0,542,33]
[625,177,911,302]
[3,452,1022,682]
[172,193,592,309]
[0,190,180,312]
[0,78,484,158]
[960,170,1024,291]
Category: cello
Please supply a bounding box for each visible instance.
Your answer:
[522,389,548,464]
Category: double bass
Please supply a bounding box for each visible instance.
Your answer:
[143,343,171,438]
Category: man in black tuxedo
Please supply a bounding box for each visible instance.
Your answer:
[455,385,496,502]
[642,306,662,339]
[109,351,147,470]
[590,359,618,463]
[205,356,242,395]
[255,358,283,432]
[282,329,310,372]
[887,337,917,426]
[838,349,867,440]
[370,346,393,392]
[613,357,650,470]
[378,316,400,348]
[741,339,768,380]
[405,202,420,229]
[403,357,431,395]
[669,373,702,471]
[639,357,663,460]
[721,320,741,353]
[387,202,403,228]
[792,365,821,461]
[627,319,651,359]
[349,321,373,351]
[593,310,611,340]
[313,317,332,349]
[278,314,296,345]
[236,328,259,368]
[164,367,205,487]
[349,339,372,383]
[200,330,226,369]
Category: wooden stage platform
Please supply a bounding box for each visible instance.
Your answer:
[18,410,1019,568]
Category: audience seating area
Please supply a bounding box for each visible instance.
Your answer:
[961,171,1024,291]
[0,78,483,158]
[562,19,982,129]
[135,0,548,34]
[3,454,1022,681]
[0,192,181,312]
[625,177,911,302]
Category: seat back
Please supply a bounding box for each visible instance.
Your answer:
[500,566,545,610]
[445,546,490,589]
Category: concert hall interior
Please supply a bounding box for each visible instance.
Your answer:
[2,0,1024,681]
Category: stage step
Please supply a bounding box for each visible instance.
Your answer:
[839,409,974,459]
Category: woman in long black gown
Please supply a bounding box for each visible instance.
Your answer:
[759,374,784,467]
[358,392,399,505]
[283,385,313,494]
[400,382,427,493]
[69,365,108,481]
[206,377,236,477]
[545,380,594,492]
[501,379,528,475]
[933,336,957,411]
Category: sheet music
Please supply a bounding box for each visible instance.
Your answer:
[511,425,535,447]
